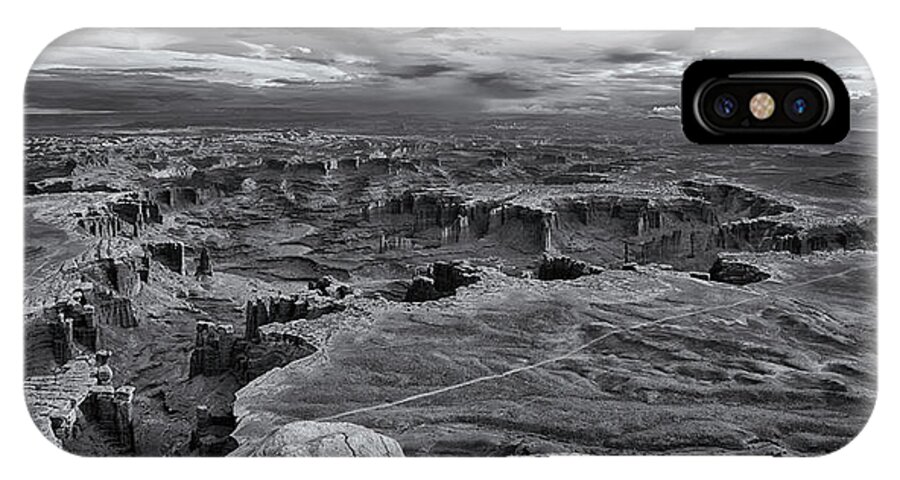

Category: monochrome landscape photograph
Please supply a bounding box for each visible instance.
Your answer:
[24,28,876,456]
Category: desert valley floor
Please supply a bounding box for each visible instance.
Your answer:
[24,115,876,456]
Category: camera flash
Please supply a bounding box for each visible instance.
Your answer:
[750,92,775,120]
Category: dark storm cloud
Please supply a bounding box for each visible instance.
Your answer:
[466,72,541,98]
[380,63,460,79]
[25,68,490,126]
[26,71,221,112]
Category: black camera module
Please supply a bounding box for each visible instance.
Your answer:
[783,88,819,123]
[683,60,849,143]
[713,93,738,118]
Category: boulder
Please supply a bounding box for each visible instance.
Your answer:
[245,421,404,457]
[404,261,481,302]
[308,275,353,299]
[404,275,441,302]
[536,254,602,280]
[709,257,770,285]
[431,261,480,292]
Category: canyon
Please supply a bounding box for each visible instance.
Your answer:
[23,117,876,456]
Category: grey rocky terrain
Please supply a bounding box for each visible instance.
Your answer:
[24,117,876,456]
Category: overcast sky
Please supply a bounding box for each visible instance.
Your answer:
[26,28,874,119]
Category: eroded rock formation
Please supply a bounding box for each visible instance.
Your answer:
[307,275,353,299]
[45,278,140,344]
[72,187,225,239]
[111,193,163,236]
[44,291,100,352]
[79,254,149,295]
[189,321,239,378]
[24,313,76,373]
[405,261,481,302]
[25,352,136,454]
[146,241,186,275]
[679,180,796,219]
[709,257,771,285]
[190,406,238,456]
[76,193,163,238]
[25,358,95,448]
[189,319,318,382]
[152,186,207,210]
[536,254,603,280]
[244,291,347,342]
[76,207,126,238]
[365,189,555,252]
[195,247,213,277]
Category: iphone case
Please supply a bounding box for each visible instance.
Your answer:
[23,28,876,456]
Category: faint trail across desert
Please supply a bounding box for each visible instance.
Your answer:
[315,263,875,422]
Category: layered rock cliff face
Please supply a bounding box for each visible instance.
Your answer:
[188,320,315,380]
[361,182,858,268]
[189,321,239,378]
[75,207,128,238]
[549,182,797,266]
[679,180,797,220]
[244,292,347,342]
[79,256,149,297]
[151,186,213,211]
[555,195,719,237]
[788,220,876,254]
[24,315,75,375]
[189,320,316,382]
[110,193,163,235]
[78,383,136,453]
[551,182,874,269]
[365,189,555,252]
[189,285,343,380]
[73,186,223,239]
[24,358,96,448]
[76,193,162,238]
[78,256,145,329]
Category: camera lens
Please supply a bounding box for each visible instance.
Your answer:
[791,98,808,115]
[784,88,819,123]
[713,94,738,118]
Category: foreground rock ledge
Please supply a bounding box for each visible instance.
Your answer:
[231,420,404,457]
